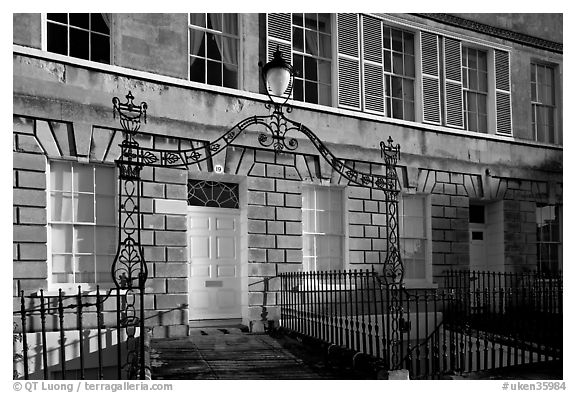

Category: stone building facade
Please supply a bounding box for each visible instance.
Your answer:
[13,13,562,337]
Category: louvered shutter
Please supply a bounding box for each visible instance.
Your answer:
[443,38,464,128]
[495,50,512,135]
[337,13,361,110]
[266,13,292,96]
[362,15,383,114]
[267,13,291,63]
[420,31,441,124]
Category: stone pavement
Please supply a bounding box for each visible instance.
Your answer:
[150,327,358,379]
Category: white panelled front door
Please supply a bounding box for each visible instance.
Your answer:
[187,207,241,320]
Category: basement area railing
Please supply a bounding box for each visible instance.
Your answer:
[278,269,562,379]
[13,284,149,380]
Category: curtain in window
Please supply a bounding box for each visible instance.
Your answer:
[100,13,111,28]
[189,14,205,67]
[209,13,238,70]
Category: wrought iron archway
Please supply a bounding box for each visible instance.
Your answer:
[110,88,407,373]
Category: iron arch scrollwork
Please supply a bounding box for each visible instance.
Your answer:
[111,89,406,374]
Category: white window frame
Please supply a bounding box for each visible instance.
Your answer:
[531,61,559,144]
[47,160,117,291]
[302,183,347,272]
[462,45,489,133]
[188,13,242,90]
[399,193,433,287]
[41,13,112,64]
[535,204,562,274]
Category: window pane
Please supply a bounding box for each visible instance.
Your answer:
[318,13,331,33]
[404,217,424,238]
[293,27,304,51]
[391,29,402,51]
[48,13,68,23]
[293,13,303,26]
[90,32,110,64]
[96,227,116,254]
[305,29,318,56]
[51,162,73,192]
[74,165,93,193]
[319,84,331,106]
[305,13,317,29]
[293,54,303,78]
[293,79,303,101]
[317,60,331,85]
[403,32,414,55]
[75,194,94,222]
[404,55,415,77]
[189,29,205,56]
[317,211,330,233]
[96,195,115,225]
[305,81,318,104]
[207,13,222,30]
[47,22,68,55]
[223,65,238,89]
[75,226,95,253]
[304,56,317,81]
[319,33,331,58]
[52,225,73,253]
[91,14,110,34]
[95,167,115,195]
[391,77,402,98]
[69,13,89,29]
[190,57,206,83]
[52,255,73,283]
[383,50,391,72]
[207,60,222,86]
[392,52,403,75]
[303,209,315,232]
[383,27,391,49]
[189,13,206,28]
[403,79,414,101]
[76,255,95,283]
[96,255,114,283]
[206,34,222,61]
[392,99,403,119]
[70,28,89,60]
[51,192,73,222]
[303,235,314,256]
[222,13,238,35]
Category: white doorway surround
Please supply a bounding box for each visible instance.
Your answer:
[187,206,241,321]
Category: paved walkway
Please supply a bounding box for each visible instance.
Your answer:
[150,327,350,379]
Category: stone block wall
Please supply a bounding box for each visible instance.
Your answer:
[347,185,388,270]
[244,151,305,332]
[13,116,49,293]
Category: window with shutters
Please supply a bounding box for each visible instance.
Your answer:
[383,26,416,120]
[420,32,512,135]
[531,63,557,144]
[462,47,488,133]
[292,14,332,105]
[46,13,111,64]
[266,13,332,106]
[189,13,239,89]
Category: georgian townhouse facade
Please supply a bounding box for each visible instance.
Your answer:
[13,13,562,338]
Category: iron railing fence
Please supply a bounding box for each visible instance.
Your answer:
[13,284,147,380]
[278,269,562,379]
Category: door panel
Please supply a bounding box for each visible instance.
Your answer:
[188,207,241,320]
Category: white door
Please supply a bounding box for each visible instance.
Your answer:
[188,207,241,320]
